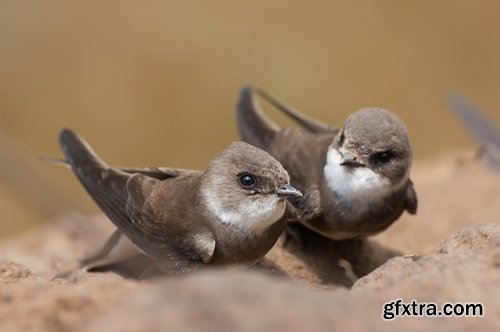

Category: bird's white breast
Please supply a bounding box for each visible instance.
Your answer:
[323,148,391,214]
[201,188,286,234]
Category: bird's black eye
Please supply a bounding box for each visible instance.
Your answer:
[238,173,256,187]
[373,151,394,164]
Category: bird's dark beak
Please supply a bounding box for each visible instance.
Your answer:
[340,151,364,167]
[274,184,303,197]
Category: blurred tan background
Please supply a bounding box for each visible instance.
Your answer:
[1,0,499,237]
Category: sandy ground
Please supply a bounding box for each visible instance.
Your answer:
[0,152,499,331]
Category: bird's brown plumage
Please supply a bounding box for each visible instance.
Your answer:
[236,86,417,240]
[59,129,301,273]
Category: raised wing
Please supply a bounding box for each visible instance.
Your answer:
[119,166,198,180]
[448,93,500,169]
[252,86,333,133]
[236,86,333,150]
[236,86,281,150]
[59,129,215,273]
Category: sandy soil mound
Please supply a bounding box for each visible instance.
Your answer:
[1,153,499,331]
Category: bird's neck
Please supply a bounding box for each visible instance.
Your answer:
[200,179,286,234]
[323,148,396,219]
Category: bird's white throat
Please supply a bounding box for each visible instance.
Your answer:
[201,187,286,233]
[324,148,391,205]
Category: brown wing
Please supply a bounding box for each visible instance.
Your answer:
[59,129,215,273]
[448,94,500,169]
[118,166,198,180]
[251,86,334,133]
[236,86,280,150]
[404,180,418,215]
[268,128,337,224]
[236,85,334,151]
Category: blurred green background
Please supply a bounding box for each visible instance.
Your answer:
[1,0,499,237]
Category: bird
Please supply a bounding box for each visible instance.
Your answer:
[58,128,302,274]
[447,93,500,170]
[236,86,417,241]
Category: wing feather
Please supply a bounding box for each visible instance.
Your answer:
[59,129,214,272]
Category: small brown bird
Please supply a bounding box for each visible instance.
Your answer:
[236,86,417,241]
[59,129,302,274]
